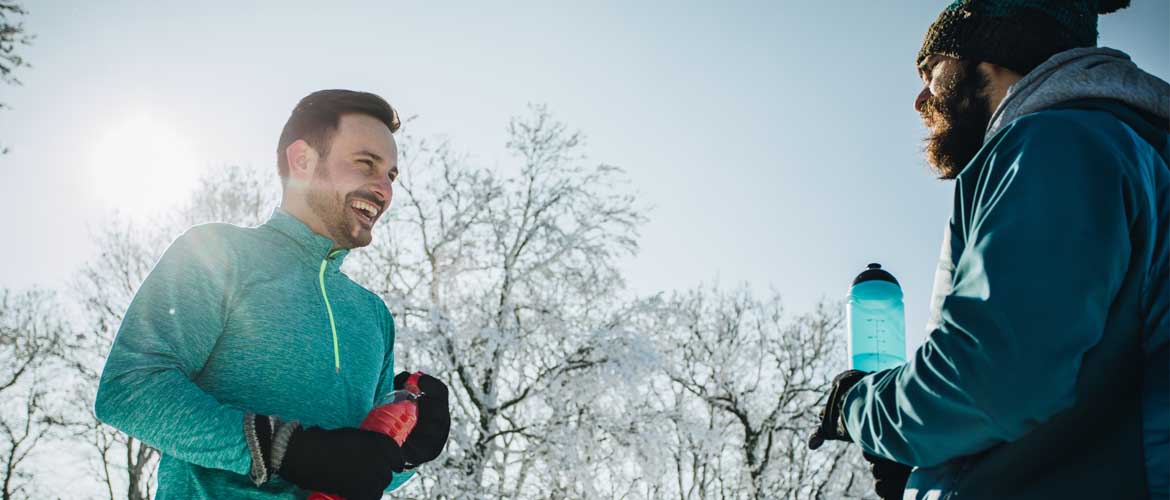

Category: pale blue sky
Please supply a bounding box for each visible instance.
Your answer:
[1,1,1167,349]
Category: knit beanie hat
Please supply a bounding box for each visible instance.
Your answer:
[918,0,1132,75]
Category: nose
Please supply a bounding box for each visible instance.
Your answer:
[369,176,392,208]
[914,86,931,113]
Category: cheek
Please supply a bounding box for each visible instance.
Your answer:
[929,78,945,97]
[329,169,364,192]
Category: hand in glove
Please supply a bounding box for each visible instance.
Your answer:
[394,371,451,468]
[246,413,404,500]
[862,452,912,500]
[807,369,868,450]
[806,370,911,500]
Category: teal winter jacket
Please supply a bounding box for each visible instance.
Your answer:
[95,208,414,499]
[842,104,1168,499]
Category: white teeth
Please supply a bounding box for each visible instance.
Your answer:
[350,200,378,218]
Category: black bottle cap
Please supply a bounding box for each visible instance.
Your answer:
[852,262,900,286]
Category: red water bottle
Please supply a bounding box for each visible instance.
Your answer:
[307,372,423,500]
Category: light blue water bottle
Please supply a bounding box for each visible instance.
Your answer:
[848,263,906,372]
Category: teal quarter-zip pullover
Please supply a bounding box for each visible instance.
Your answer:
[95,208,414,499]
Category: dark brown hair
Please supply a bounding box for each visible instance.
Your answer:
[276,89,401,183]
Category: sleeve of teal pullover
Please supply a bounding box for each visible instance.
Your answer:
[94,225,252,475]
[376,303,417,491]
[842,111,1133,467]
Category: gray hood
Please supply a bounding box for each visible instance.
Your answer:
[986,47,1170,141]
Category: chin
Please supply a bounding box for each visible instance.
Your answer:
[350,233,373,248]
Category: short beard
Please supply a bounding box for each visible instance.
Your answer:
[920,61,993,179]
[306,165,366,249]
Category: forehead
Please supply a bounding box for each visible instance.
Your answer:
[332,113,397,160]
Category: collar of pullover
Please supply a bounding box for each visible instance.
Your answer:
[263,208,350,271]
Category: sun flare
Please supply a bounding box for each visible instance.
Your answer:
[86,112,203,215]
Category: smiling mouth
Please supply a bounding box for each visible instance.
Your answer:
[349,198,380,228]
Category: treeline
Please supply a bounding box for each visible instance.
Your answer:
[0,107,871,499]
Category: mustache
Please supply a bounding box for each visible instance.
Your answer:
[347,191,384,210]
[919,93,982,136]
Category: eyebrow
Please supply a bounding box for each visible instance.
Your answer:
[353,150,385,163]
[918,56,939,77]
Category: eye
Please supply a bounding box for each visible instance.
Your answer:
[357,159,374,172]
[919,58,941,86]
[388,168,399,183]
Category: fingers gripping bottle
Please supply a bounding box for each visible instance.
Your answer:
[847,263,906,372]
[307,372,424,500]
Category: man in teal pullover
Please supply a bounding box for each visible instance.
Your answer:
[809,1,1168,499]
[95,90,450,499]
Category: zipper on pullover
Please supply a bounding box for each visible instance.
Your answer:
[319,250,344,373]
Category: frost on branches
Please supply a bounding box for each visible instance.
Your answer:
[0,108,871,499]
[348,107,871,499]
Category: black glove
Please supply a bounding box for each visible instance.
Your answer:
[807,370,909,499]
[807,369,868,450]
[863,452,912,500]
[246,413,403,500]
[394,371,451,468]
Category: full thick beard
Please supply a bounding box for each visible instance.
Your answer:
[306,169,368,249]
[920,61,993,180]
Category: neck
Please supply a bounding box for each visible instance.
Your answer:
[279,195,339,250]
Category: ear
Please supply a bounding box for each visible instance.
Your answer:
[976,62,1024,113]
[285,139,320,182]
[977,62,1022,84]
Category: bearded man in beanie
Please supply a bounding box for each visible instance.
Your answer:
[94,90,451,499]
[809,1,1168,499]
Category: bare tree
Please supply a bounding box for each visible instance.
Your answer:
[0,288,64,500]
[350,105,649,498]
[0,1,29,96]
[176,163,279,228]
[0,1,33,154]
[640,286,870,499]
[69,216,165,500]
[348,110,872,499]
